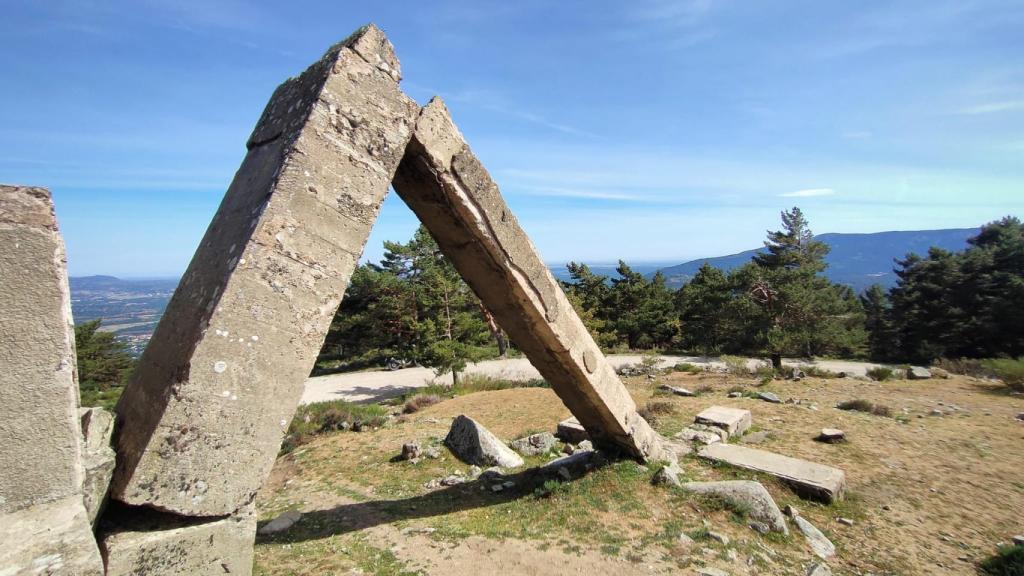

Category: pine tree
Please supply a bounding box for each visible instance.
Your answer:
[753,207,830,271]
[859,284,893,361]
[75,319,136,409]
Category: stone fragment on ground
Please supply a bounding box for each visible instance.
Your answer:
[258,510,302,535]
[660,384,695,397]
[400,442,422,461]
[1012,535,1024,546]
[555,417,590,444]
[445,415,524,468]
[816,428,846,443]
[509,432,557,456]
[695,406,752,437]
[698,443,846,503]
[541,450,605,480]
[679,480,788,534]
[676,427,724,445]
[696,567,729,576]
[792,514,836,559]
[728,391,743,398]
[708,531,730,545]
[907,366,932,379]
[758,392,782,404]
[837,517,854,526]
[651,463,682,488]
[0,495,104,575]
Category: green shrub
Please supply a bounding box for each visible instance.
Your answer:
[983,357,1024,392]
[792,364,842,378]
[638,400,676,425]
[866,366,894,381]
[672,362,703,374]
[413,375,549,400]
[281,400,390,454]
[722,355,752,376]
[836,399,892,417]
[980,544,1024,576]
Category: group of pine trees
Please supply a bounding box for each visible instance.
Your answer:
[564,208,865,367]
[323,209,1024,370]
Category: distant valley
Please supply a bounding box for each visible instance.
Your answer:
[69,275,179,355]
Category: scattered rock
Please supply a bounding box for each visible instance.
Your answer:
[696,566,729,576]
[423,446,441,459]
[784,504,800,517]
[837,517,854,526]
[577,440,594,451]
[680,481,788,534]
[490,484,504,493]
[651,463,682,488]
[541,450,603,480]
[439,474,466,487]
[400,442,422,461]
[728,391,743,398]
[676,427,723,445]
[1012,535,1024,546]
[907,366,932,379]
[806,562,833,576]
[816,428,846,443]
[258,510,302,535]
[792,515,836,559]
[444,415,524,468]
[678,533,696,547]
[509,432,557,456]
[660,384,695,397]
[562,443,575,455]
[930,409,944,416]
[1016,412,1024,422]
[749,521,770,535]
[468,465,482,478]
[695,406,752,437]
[555,417,590,444]
[708,531,730,546]
[758,392,782,404]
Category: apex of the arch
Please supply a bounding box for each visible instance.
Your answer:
[413,96,467,170]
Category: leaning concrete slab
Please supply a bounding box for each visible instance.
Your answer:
[100,505,256,575]
[0,185,85,513]
[392,98,668,462]
[0,495,104,575]
[79,407,116,526]
[110,25,419,516]
[694,406,752,438]
[698,443,846,503]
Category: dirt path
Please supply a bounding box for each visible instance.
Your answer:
[300,354,886,405]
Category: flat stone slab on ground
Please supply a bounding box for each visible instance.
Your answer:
[907,366,931,379]
[698,443,846,503]
[816,428,846,443]
[660,384,695,397]
[793,514,836,559]
[694,406,752,437]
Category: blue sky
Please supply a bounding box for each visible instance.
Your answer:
[2,0,1022,277]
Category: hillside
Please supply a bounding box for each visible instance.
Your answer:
[69,275,179,354]
[655,228,979,291]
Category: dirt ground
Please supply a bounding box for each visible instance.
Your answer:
[255,373,1024,576]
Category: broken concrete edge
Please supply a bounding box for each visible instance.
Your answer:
[394,97,670,464]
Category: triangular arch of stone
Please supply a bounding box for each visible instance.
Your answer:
[96,24,669,573]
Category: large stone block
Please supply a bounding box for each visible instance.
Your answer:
[392,99,667,462]
[0,185,85,514]
[100,505,256,576]
[110,25,419,516]
[0,494,104,575]
[698,443,847,503]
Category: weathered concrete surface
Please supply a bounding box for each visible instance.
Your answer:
[101,505,256,575]
[110,26,419,516]
[0,495,104,575]
[392,98,668,462]
[79,407,116,526]
[0,185,85,514]
[694,406,752,438]
[698,443,847,503]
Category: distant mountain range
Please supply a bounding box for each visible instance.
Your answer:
[654,228,980,292]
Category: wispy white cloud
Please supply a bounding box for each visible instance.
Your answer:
[779,188,836,198]
[958,100,1024,115]
[519,186,647,202]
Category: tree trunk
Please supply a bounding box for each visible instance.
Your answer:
[770,353,782,371]
[478,302,508,357]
